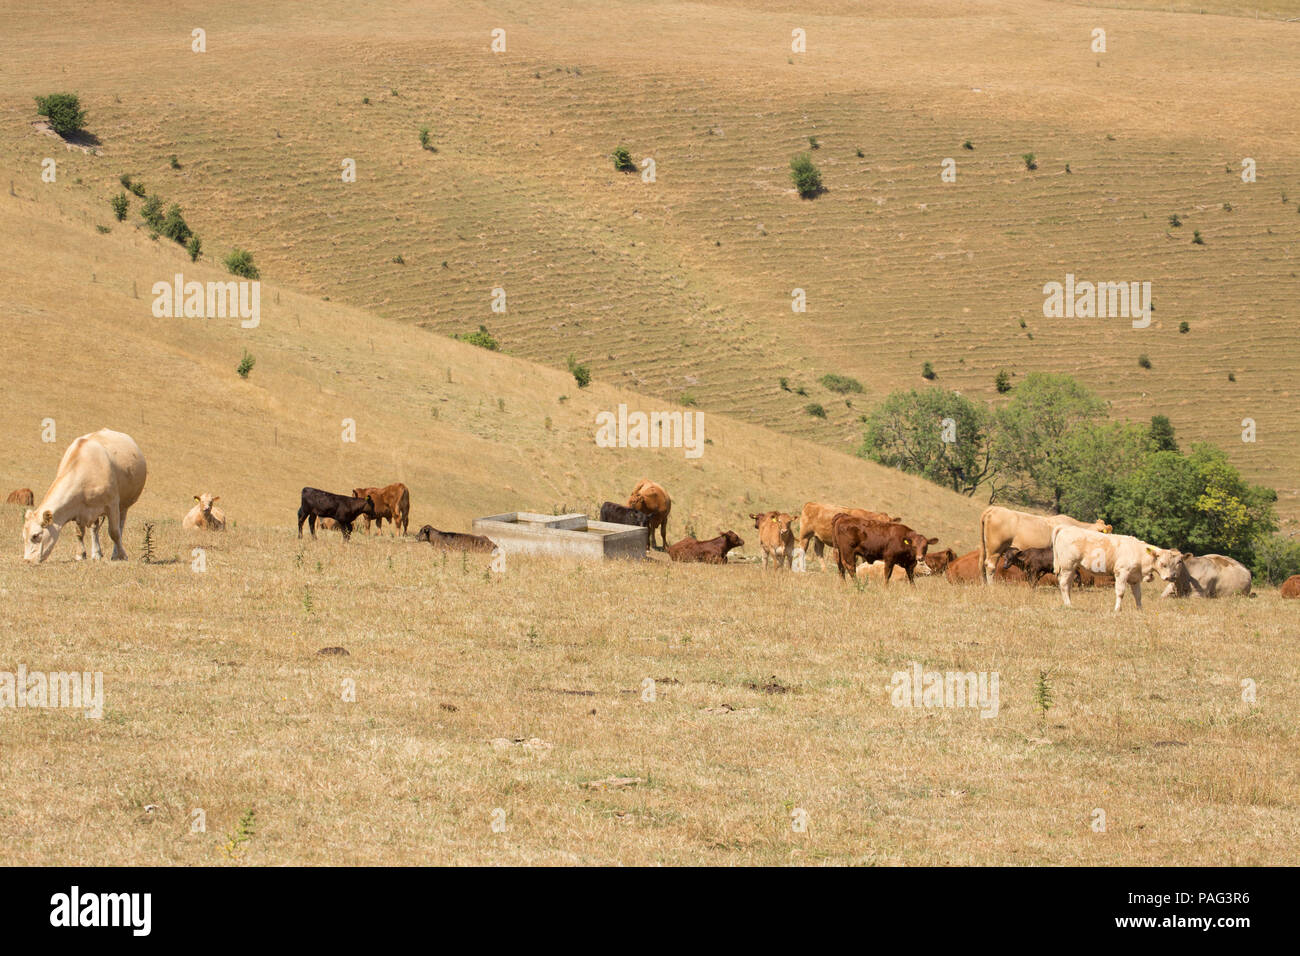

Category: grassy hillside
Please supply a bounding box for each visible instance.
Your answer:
[2,0,1296,519]
[0,192,985,550]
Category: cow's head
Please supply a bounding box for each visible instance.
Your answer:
[1092,519,1113,533]
[194,493,218,517]
[362,494,377,517]
[415,525,433,542]
[1143,546,1186,583]
[22,508,59,563]
[628,491,647,512]
[1002,546,1025,570]
[773,513,794,537]
[906,532,940,560]
[722,530,744,550]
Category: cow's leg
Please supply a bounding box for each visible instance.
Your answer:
[308,514,318,539]
[1059,567,1073,607]
[104,503,125,560]
[340,520,352,541]
[984,550,1000,585]
[72,520,88,560]
[1160,581,1176,599]
[814,538,827,573]
[905,561,916,586]
[297,507,307,538]
[1128,579,1142,612]
[659,516,669,551]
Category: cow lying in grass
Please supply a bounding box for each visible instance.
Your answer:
[415,525,496,553]
[667,531,743,564]
[297,487,376,540]
[1160,553,1252,598]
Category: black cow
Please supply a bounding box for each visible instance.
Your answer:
[1000,546,1056,586]
[297,487,376,540]
[598,501,651,527]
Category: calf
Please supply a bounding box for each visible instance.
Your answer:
[6,488,34,506]
[297,487,376,540]
[1051,526,1185,611]
[352,482,410,536]
[999,546,1055,586]
[183,493,226,531]
[831,514,937,585]
[923,548,957,574]
[667,530,744,564]
[750,511,796,570]
[797,502,900,572]
[1281,575,1300,599]
[599,501,651,528]
[415,525,496,553]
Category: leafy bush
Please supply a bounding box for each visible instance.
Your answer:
[804,403,827,419]
[224,248,260,279]
[819,373,863,394]
[1252,533,1300,586]
[110,192,128,221]
[34,93,86,136]
[139,195,165,230]
[160,203,192,244]
[1178,321,1190,333]
[1021,153,1037,171]
[169,154,181,169]
[418,125,432,150]
[790,153,823,198]
[611,146,636,172]
[1169,213,1182,228]
[567,354,591,388]
[921,361,936,380]
[455,325,499,351]
[995,369,1012,393]
[1138,354,1152,369]
[186,235,202,262]
[236,351,255,379]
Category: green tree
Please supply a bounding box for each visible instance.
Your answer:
[34,93,87,136]
[992,372,1105,511]
[224,248,260,279]
[1056,421,1153,523]
[1149,414,1178,452]
[861,388,995,496]
[790,153,823,198]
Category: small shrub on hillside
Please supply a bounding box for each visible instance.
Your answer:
[169,154,181,169]
[1138,354,1152,369]
[612,146,636,172]
[778,377,791,391]
[921,361,936,380]
[95,224,111,234]
[418,125,433,150]
[186,235,202,262]
[962,140,974,150]
[1192,230,1205,245]
[568,354,591,389]
[1228,372,1236,382]
[236,350,255,379]
[804,403,827,419]
[1169,213,1182,228]
[819,373,863,394]
[456,325,499,350]
[995,369,1012,393]
[679,392,698,407]
[808,135,820,150]
[129,180,147,197]
[790,153,823,198]
[34,93,87,136]
[110,192,128,221]
[1021,153,1037,171]
[1179,321,1190,334]
[119,173,132,189]
[224,248,260,279]
[160,203,192,244]
[139,195,165,230]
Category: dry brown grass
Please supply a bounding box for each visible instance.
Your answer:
[1,515,1296,865]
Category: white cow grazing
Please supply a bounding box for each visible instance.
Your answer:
[1051,525,1185,612]
[22,429,147,563]
[183,493,226,531]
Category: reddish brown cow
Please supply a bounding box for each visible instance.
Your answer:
[628,479,672,550]
[797,502,900,572]
[6,488,34,506]
[750,511,796,569]
[667,531,743,564]
[830,515,937,585]
[352,482,410,536]
[946,549,1035,584]
[923,548,957,574]
[1280,575,1300,598]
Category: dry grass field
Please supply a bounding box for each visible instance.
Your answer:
[1,0,1298,866]
[2,519,1297,866]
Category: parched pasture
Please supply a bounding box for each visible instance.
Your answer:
[1,513,1296,866]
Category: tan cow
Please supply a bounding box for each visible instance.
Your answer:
[1051,526,1185,611]
[979,506,1111,584]
[750,511,795,569]
[1280,575,1300,599]
[6,488,34,506]
[183,493,226,531]
[627,479,671,550]
[351,483,410,536]
[1160,553,1252,598]
[22,429,147,563]
[796,502,898,573]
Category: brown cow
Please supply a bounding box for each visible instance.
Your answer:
[830,514,936,585]
[945,549,1031,584]
[1281,575,1300,598]
[923,548,957,574]
[667,530,743,564]
[797,502,898,573]
[627,479,672,550]
[750,511,795,570]
[1076,566,1117,589]
[352,482,410,536]
[6,488,34,506]
[415,525,496,553]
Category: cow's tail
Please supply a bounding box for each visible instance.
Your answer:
[978,508,990,584]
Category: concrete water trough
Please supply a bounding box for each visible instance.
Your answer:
[471,512,648,561]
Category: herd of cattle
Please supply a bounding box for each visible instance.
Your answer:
[12,428,1300,609]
